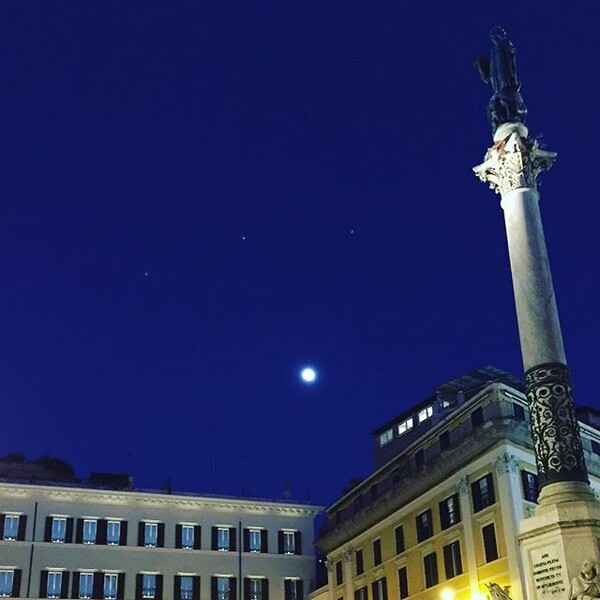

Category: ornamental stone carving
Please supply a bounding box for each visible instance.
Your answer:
[525,362,588,486]
[343,547,353,562]
[473,126,557,195]
[457,476,469,495]
[495,452,518,474]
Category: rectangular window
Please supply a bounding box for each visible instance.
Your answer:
[2,515,20,541]
[439,431,450,451]
[180,576,194,600]
[472,474,496,512]
[398,418,414,436]
[354,587,368,600]
[371,577,387,600]
[379,428,393,446]
[395,525,405,554]
[416,509,433,542]
[423,552,438,588]
[0,570,14,598]
[418,406,433,423]
[79,573,94,599]
[142,574,157,599]
[373,539,382,566]
[397,567,408,600]
[439,494,461,529]
[521,470,539,503]
[218,527,230,551]
[482,523,499,562]
[471,407,483,429]
[52,518,67,543]
[592,440,600,455]
[144,523,158,547]
[513,404,526,421]
[107,521,121,545]
[355,549,364,575]
[443,541,463,579]
[247,578,264,600]
[284,579,302,600]
[281,530,299,554]
[83,519,97,544]
[104,574,118,600]
[217,577,230,600]
[249,529,261,552]
[335,561,343,586]
[182,525,195,549]
[47,572,63,599]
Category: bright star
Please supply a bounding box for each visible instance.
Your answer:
[300,367,317,384]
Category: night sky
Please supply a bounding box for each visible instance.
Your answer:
[1,1,600,508]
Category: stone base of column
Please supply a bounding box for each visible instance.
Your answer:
[519,482,600,600]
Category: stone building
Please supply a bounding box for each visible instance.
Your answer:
[0,474,322,600]
[314,367,600,600]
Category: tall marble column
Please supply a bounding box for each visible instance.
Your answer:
[474,121,588,494]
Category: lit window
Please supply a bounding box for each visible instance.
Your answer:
[439,494,461,529]
[471,474,495,512]
[104,574,118,600]
[249,578,263,600]
[107,521,121,545]
[52,518,67,543]
[418,406,433,423]
[2,515,19,540]
[180,576,194,600]
[249,529,261,552]
[398,418,414,436]
[379,428,393,446]
[142,574,157,599]
[47,572,63,599]
[182,526,195,549]
[217,577,231,600]
[521,471,539,503]
[79,573,94,599]
[145,523,158,547]
[0,570,14,598]
[83,519,97,544]
[217,527,230,551]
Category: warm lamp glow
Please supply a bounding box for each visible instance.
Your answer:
[441,589,455,600]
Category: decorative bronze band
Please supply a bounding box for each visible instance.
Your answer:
[524,362,588,488]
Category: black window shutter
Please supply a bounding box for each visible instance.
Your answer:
[230,578,237,600]
[371,582,379,600]
[136,574,144,600]
[175,575,182,600]
[243,528,250,552]
[439,501,448,530]
[158,523,165,548]
[120,521,128,546]
[138,522,145,546]
[117,574,126,600]
[395,526,404,554]
[156,574,164,600]
[229,527,237,551]
[97,519,107,545]
[192,576,200,600]
[75,519,84,544]
[294,531,302,555]
[278,531,284,554]
[211,577,218,600]
[194,525,202,549]
[60,572,70,599]
[244,578,251,600]
[11,569,22,598]
[176,524,183,548]
[297,581,304,600]
[65,518,74,544]
[284,579,291,600]
[262,579,269,600]
[71,573,80,599]
[488,475,496,504]
[44,517,52,542]
[471,481,481,512]
[211,527,218,550]
[39,570,48,598]
[443,545,452,579]
[0,514,5,537]
[382,580,388,600]
[17,515,27,541]
[93,572,103,599]
[261,529,268,553]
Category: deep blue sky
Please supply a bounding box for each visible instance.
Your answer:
[1,1,599,507]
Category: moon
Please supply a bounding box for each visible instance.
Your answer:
[300,367,317,384]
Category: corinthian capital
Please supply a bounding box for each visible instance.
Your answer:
[473,123,557,195]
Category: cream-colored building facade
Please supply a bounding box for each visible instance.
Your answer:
[0,481,322,600]
[314,367,600,600]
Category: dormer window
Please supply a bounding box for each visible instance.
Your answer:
[418,406,433,423]
[398,417,414,436]
[379,428,393,446]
